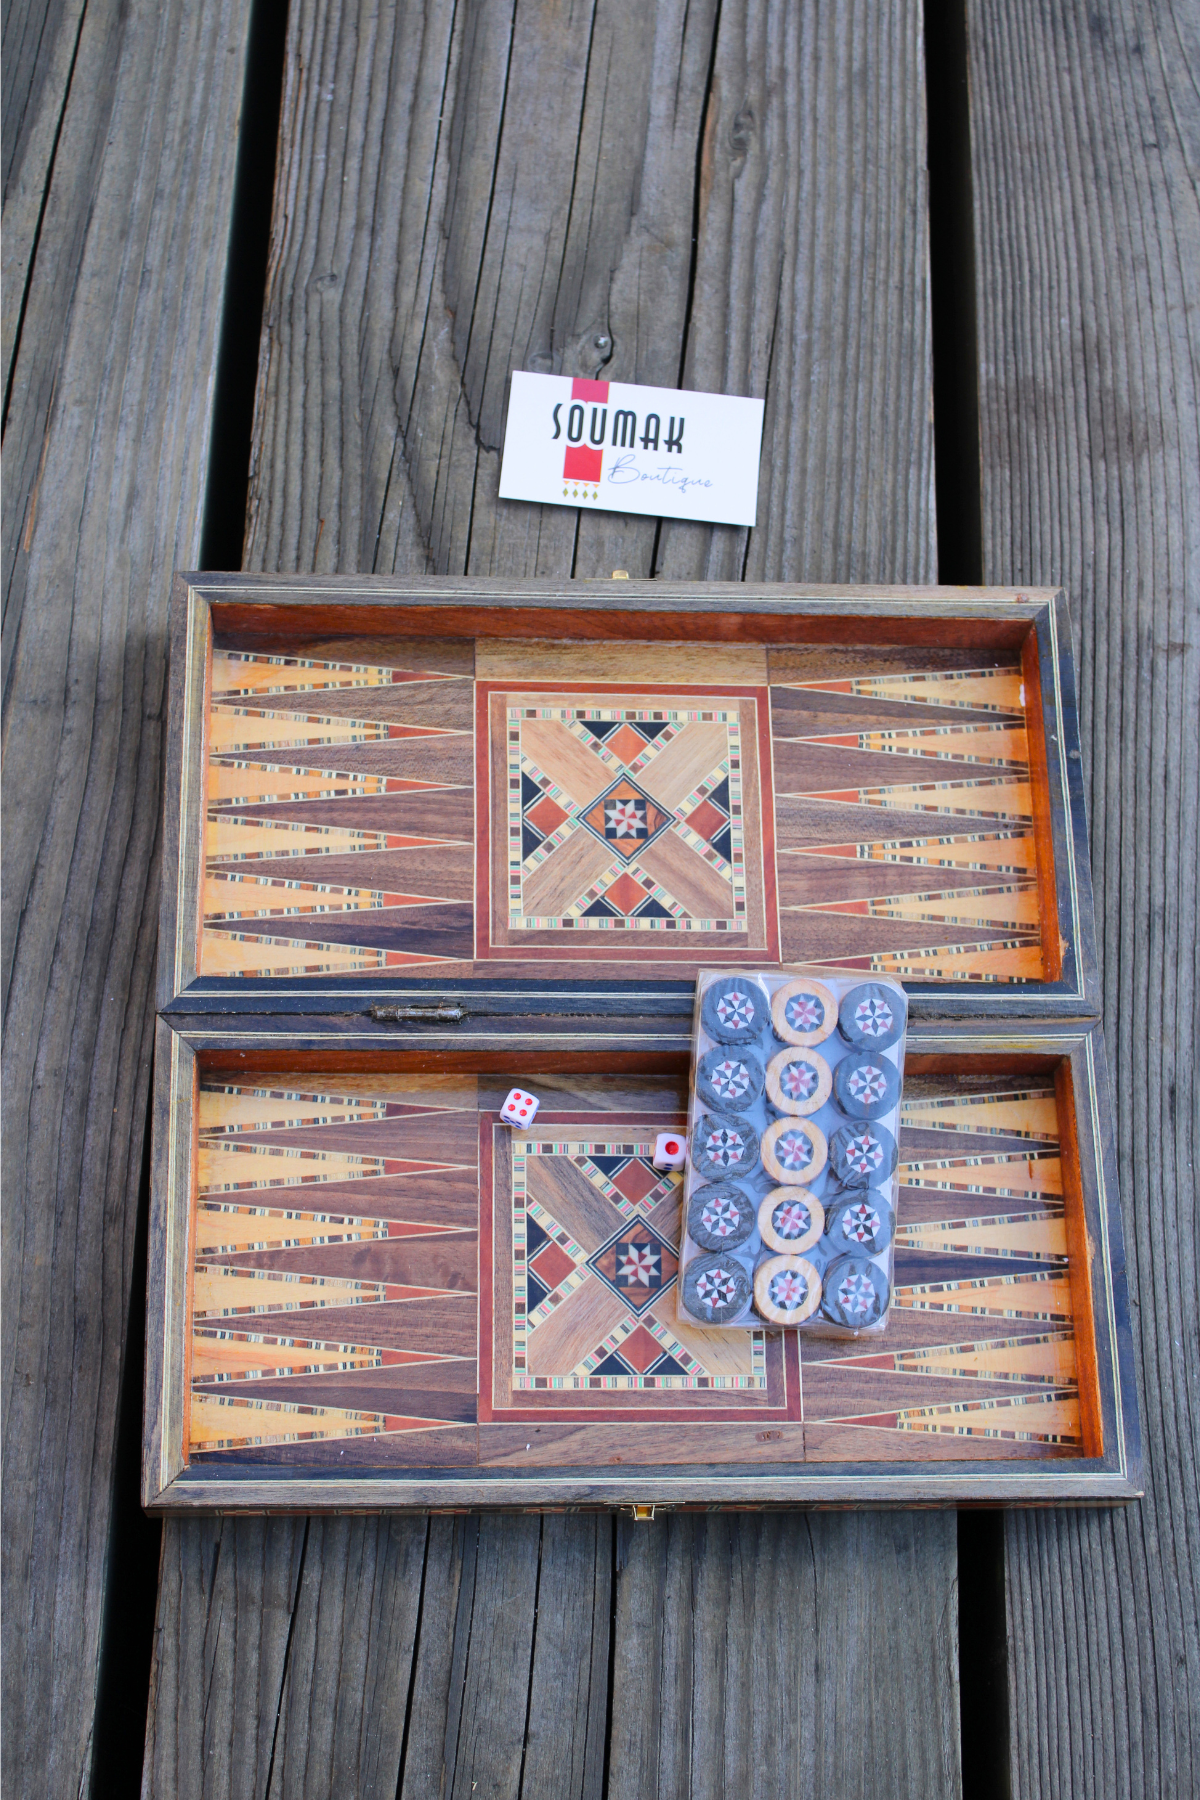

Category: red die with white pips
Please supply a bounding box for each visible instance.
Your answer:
[652,1131,686,1170]
[500,1088,540,1127]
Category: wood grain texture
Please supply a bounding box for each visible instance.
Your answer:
[656,0,935,584]
[969,3,1200,1793]
[142,1518,307,1800]
[243,0,933,587]
[397,1514,611,1800]
[0,2,253,1795]
[265,1515,429,1798]
[144,1513,611,1800]
[607,1511,959,1800]
[1,0,88,388]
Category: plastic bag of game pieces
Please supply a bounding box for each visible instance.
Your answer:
[676,967,907,1338]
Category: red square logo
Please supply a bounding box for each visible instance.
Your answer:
[563,445,602,480]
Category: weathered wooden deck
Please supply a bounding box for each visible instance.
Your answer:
[3,1,1197,1794]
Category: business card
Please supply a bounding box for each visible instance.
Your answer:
[498,372,765,527]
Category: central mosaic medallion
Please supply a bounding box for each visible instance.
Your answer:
[579,773,673,860]
[499,699,753,934]
[505,1134,768,1393]
[587,1220,679,1314]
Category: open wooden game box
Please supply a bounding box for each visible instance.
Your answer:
[144,575,1140,1509]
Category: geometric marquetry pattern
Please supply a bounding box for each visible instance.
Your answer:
[188,1079,479,1453]
[186,1079,1085,1460]
[199,641,1057,985]
[772,658,1045,981]
[510,1137,767,1390]
[506,704,746,930]
[201,642,475,975]
[803,1081,1080,1449]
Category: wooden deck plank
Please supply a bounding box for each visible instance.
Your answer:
[142,1520,307,1800]
[145,0,949,1793]
[608,1513,959,1800]
[968,3,1200,1794]
[267,1516,429,1798]
[517,1514,612,1800]
[657,0,936,584]
[1,0,88,394]
[396,1513,611,1800]
[0,2,254,1794]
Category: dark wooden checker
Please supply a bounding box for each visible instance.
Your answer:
[144,1020,1137,1507]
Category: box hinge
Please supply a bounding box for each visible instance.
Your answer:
[369,1003,468,1024]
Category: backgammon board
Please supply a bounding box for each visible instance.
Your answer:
[145,576,1138,1508]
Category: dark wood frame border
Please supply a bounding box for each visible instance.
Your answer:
[143,1018,1139,1509]
[158,574,1099,1021]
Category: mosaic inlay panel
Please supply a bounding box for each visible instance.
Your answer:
[508,703,744,930]
[195,643,1054,983]
[508,1135,767,1393]
[481,687,776,959]
[178,1080,1091,1467]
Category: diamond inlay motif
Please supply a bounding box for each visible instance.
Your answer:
[528,1239,577,1292]
[580,775,672,860]
[588,1222,679,1315]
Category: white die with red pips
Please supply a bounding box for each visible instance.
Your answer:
[501,1088,541,1127]
[652,1131,686,1170]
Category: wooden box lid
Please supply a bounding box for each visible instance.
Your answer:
[159,576,1100,1027]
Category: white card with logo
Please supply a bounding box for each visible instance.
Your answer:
[498,371,764,527]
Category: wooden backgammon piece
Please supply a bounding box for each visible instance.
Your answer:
[690,1111,761,1180]
[753,1254,822,1325]
[761,1116,828,1185]
[837,981,906,1051]
[765,1046,832,1116]
[701,976,770,1046]
[828,1119,897,1187]
[821,1254,891,1328]
[695,1045,765,1114]
[770,976,838,1046]
[682,1252,754,1324]
[757,1187,824,1253]
[832,1050,901,1119]
[687,1181,757,1251]
[825,1193,894,1256]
